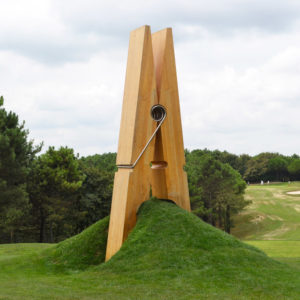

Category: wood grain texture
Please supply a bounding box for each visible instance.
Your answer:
[151,28,191,211]
[116,25,157,165]
[106,26,190,261]
[106,25,157,261]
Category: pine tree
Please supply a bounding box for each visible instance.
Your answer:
[0,96,41,242]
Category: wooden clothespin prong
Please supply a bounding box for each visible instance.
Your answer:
[105,26,190,261]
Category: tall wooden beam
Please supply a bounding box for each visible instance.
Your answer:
[106,26,190,261]
[105,26,157,261]
[151,28,190,211]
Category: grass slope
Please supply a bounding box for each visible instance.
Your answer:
[246,240,300,270]
[232,182,300,241]
[44,216,109,271]
[0,199,299,299]
[232,182,300,270]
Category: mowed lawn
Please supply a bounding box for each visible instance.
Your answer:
[246,240,300,270]
[232,182,300,270]
[0,185,299,299]
[0,200,300,299]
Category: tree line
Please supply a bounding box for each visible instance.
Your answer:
[193,149,300,183]
[0,96,299,243]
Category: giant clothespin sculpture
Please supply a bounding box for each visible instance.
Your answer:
[105,26,191,261]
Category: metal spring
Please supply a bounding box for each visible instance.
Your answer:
[117,105,167,169]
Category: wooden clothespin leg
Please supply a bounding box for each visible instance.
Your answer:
[105,26,190,261]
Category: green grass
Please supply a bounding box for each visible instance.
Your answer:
[232,182,300,241]
[232,182,300,274]
[1,199,300,299]
[44,216,109,271]
[246,241,300,270]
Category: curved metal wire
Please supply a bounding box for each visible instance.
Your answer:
[117,105,166,169]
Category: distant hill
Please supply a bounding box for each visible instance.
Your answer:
[231,182,300,272]
[232,182,300,240]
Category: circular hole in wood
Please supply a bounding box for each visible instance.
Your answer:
[151,105,166,122]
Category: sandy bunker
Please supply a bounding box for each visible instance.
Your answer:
[286,191,300,195]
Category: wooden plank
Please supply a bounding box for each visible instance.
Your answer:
[105,169,131,260]
[106,26,191,261]
[151,28,191,211]
[151,129,168,199]
[106,25,157,261]
[117,25,157,165]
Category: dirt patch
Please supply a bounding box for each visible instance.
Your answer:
[261,200,276,205]
[273,192,287,199]
[245,194,254,201]
[294,205,300,212]
[268,215,283,221]
[250,214,266,224]
[263,225,290,240]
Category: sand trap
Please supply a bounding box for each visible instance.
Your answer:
[287,191,300,195]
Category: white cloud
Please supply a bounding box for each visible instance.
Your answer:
[178,31,300,155]
[0,49,126,154]
[0,0,300,156]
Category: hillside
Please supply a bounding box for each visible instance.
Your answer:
[232,182,300,270]
[232,182,300,240]
[0,199,299,299]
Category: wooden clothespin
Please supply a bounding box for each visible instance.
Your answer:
[105,25,191,261]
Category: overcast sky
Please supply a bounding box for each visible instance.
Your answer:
[1,0,300,157]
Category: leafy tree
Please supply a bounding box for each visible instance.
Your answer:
[216,163,248,233]
[28,146,84,242]
[185,149,251,177]
[288,159,300,180]
[236,154,252,177]
[211,150,240,170]
[74,159,114,232]
[185,150,207,217]
[0,96,41,242]
[80,153,117,173]
[244,153,278,182]
[267,157,288,181]
[185,151,248,232]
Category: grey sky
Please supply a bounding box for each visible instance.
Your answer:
[0,0,300,156]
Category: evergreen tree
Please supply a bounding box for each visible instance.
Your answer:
[0,96,41,242]
[74,159,114,232]
[185,151,248,232]
[28,146,84,242]
[288,159,300,180]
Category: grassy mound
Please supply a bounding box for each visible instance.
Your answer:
[97,199,300,299]
[1,198,299,299]
[44,216,109,270]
